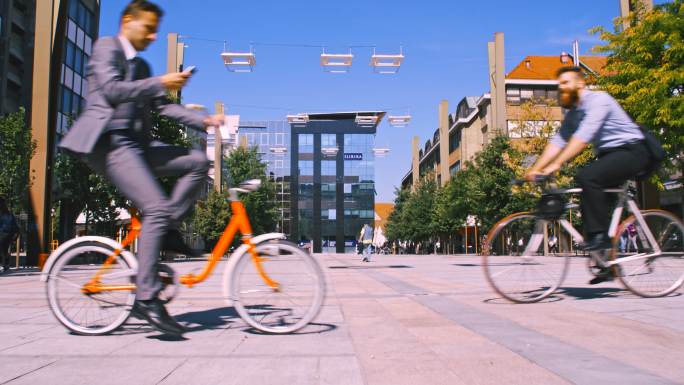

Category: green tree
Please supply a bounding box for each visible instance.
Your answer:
[385,187,411,243]
[452,136,536,234]
[192,189,232,248]
[192,146,278,249]
[400,174,438,251]
[591,0,684,179]
[0,108,36,213]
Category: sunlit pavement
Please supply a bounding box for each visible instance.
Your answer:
[1,253,682,385]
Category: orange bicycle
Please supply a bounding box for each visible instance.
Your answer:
[41,180,326,335]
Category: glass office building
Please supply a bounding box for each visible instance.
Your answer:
[238,121,292,235]
[290,112,384,253]
[56,0,99,141]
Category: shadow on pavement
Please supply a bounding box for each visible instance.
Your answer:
[243,322,338,335]
[174,306,240,332]
[557,286,626,300]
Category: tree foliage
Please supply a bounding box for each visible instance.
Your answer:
[192,146,278,249]
[591,0,684,177]
[0,108,36,213]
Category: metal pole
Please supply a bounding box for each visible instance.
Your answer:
[464,226,468,255]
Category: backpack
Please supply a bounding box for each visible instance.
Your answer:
[637,125,666,180]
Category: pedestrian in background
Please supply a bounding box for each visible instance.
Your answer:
[0,197,19,273]
[359,224,373,262]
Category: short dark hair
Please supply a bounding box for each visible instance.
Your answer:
[556,66,585,79]
[121,0,164,20]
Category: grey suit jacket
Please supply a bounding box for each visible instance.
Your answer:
[59,36,206,155]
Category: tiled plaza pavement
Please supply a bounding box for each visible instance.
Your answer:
[0,253,682,385]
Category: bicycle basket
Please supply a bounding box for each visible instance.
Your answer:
[535,193,565,220]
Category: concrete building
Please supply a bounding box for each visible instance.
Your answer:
[0,0,35,115]
[402,53,608,190]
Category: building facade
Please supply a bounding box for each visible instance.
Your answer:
[238,120,292,235]
[55,0,99,142]
[290,112,383,253]
[0,0,35,115]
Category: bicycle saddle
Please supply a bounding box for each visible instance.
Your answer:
[233,179,262,193]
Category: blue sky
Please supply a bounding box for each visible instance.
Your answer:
[98,0,669,202]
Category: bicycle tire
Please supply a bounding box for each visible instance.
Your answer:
[226,239,326,334]
[611,210,684,297]
[45,240,136,335]
[483,212,570,303]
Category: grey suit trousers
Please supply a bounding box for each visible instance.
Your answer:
[88,131,209,300]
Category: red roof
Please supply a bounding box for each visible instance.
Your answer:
[506,55,608,80]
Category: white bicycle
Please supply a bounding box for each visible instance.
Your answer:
[483,179,684,303]
[42,180,326,335]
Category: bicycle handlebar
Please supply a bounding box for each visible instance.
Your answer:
[511,175,555,186]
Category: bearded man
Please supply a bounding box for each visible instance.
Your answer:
[525,66,651,284]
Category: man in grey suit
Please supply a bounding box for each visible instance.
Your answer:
[60,0,223,335]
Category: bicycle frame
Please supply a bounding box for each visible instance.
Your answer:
[81,195,279,295]
[549,185,662,268]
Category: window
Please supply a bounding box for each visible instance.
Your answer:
[506,87,520,104]
[61,88,71,114]
[69,1,78,19]
[78,2,87,26]
[74,49,84,74]
[322,133,336,146]
[299,134,313,153]
[67,19,77,43]
[298,160,313,176]
[275,133,284,145]
[533,88,546,100]
[260,133,269,145]
[76,27,85,50]
[520,88,533,101]
[322,160,336,176]
[547,89,558,102]
[81,78,88,97]
[84,35,92,56]
[275,159,283,169]
[71,93,81,114]
[344,184,352,194]
[65,41,75,67]
[64,67,73,90]
[450,161,461,175]
[73,74,82,96]
[246,133,255,145]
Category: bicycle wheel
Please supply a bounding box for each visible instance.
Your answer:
[226,239,326,334]
[483,213,571,303]
[611,210,684,297]
[46,241,136,335]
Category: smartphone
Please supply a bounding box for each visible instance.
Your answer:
[185,65,197,74]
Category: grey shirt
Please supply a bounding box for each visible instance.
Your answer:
[550,90,643,151]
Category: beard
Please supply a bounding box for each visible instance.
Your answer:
[559,89,579,108]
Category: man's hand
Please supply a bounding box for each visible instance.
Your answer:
[160,72,191,91]
[540,162,562,176]
[524,169,543,182]
[203,114,225,128]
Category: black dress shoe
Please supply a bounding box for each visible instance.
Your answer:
[589,267,615,285]
[134,298,185,335]
[162,229,197,257]
[582,233,612,251]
